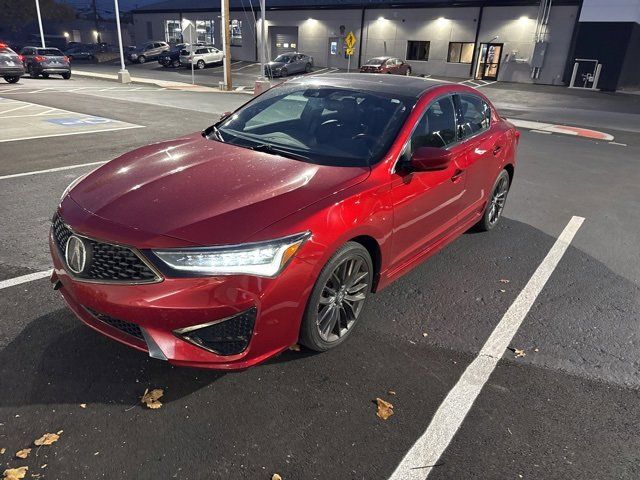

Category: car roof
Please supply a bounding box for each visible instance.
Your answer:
[288,73,443,99]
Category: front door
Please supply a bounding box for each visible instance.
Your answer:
[390,95,466,269]
[476,43,503,81]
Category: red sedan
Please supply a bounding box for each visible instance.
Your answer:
[360,56,412,75]
[50,74,518,370]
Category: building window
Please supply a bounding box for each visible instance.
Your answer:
[448,42,474,63]
[164,20,181,43]
[196,20,214,44]
[407,40,430,61]
[230,19,242,46]
[146,21,153,40]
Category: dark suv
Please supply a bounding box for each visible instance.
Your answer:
[20,46,71,79]
[0,44,25,83]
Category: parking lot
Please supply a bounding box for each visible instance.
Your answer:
[0,74,639,480]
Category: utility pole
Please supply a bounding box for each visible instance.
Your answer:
[113,0,130,83]
[221,0,232,91]
[92,0,101,43]
[34,0,46,48]
[254,0,271,95]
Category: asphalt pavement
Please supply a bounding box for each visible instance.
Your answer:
[0,75,638,480]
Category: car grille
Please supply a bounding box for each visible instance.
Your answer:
[52,212,160,283]
[176,307,257,356]
[85,307,144,340]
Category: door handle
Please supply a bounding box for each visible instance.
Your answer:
[451,169,465,183]
[492,145,502,156]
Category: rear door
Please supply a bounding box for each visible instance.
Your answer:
[453,93,504,224]
[390,94,467,268]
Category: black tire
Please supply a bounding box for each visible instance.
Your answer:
[172,59,180,68]
[28,66,38,78]
[138,55,146,64]
[299,242,373,352]
[4,76,20,84]
[88,55,94,61]
[305,63,312,73]
[281,67,288,77]
[41,72,49,79]
[196,60,205,69]
[406,68,412,76]
[62,72,71,80]
[476,169,511,231]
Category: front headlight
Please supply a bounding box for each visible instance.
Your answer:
[151,232,310,277]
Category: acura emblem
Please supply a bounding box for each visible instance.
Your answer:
[65,235,88,274]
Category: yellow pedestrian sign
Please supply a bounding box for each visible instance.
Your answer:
[346,47,355,56]
[345,31,357,50]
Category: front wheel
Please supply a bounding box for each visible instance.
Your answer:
[405,68,412,76]
[138,55,146,64]
[62,72,71,80]
[305,63,312,73]
[476,169,510,231]
[280,67,288,77]
[196,60,205,69]
[41,72,49,79]
[28,66,38,78]
[4,76,20,84]
[299,242,373,352]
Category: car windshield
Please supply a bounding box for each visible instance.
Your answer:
[274,54,292,63]
[212,84,414,167]
[38,48,63,56]
[366,57,386,65]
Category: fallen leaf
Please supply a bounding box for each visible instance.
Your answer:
[3,466,28,480]
[0,448,5,454]
[15,449,30,459]
[422,332,429,337]
[499,289,506,293]
[376,398,394,420]
[272,475,282,480]
[387,390,396,396]
[500,279,510,283]
[141,388,164,409]
[289,344,301,352]
[34,432,60,446]
[534,348,539,352]
[80,404,87,409]
[514,349,526,358]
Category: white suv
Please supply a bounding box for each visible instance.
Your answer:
[180,46,224,69]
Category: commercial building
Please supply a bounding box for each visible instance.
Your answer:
[131,0,640,90]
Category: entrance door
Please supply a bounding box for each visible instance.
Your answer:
[328,37,348,69]
[475,43,503,81]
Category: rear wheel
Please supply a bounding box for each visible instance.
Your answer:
[406,68,412,76]
[299,242,373,352]
[476,169,510,231]
[28,66,38,78]
[4,76,20,84]
[62,72,71,80]
[305,63,312,73]
[172,59,180,68]
[41,72,49,79]
[196,60,205,69]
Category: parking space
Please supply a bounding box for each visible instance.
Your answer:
[0,76,639,479]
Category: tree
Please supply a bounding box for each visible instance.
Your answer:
[0,0,76,34]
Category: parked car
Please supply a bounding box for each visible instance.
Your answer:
[265,52,313,77]
[0,43,25,83]
[50,74,518,370]
[64,44,96,61]
[179,46,223,69]
[158,43,189,68]
[128,41,169,64]
[20,46,71,79]
[360,56,411,75]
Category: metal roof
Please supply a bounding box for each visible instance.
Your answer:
[133,0,579,14]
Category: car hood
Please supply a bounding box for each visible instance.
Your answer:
[69,133,370,246]
[266,61,286,68]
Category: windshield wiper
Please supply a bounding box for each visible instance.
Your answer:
[209,125,225,142]
[248,143,310,161]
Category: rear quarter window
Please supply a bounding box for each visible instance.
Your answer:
[458,94,491,137]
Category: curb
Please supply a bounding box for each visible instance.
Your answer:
[507,118,614,141]
[72,70,253,94]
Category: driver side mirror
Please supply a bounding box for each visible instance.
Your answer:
[409,147,453,172]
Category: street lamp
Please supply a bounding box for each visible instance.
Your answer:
[112,0,131,83]
[34,0,46,48]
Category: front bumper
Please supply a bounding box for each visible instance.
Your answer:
[49,223,315,370]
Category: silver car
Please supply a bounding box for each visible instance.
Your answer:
[179,46,223,69]
[128,41,170,64]
[264,53,313,77]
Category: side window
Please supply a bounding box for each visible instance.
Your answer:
[386,59,395,67]
[410,96,458,151]
[458,94,491,138]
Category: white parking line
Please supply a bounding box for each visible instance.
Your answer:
[233,62,260,71]
[389,216,585,480]
[0,160,106,181]
[0,270,52,290]
[0,104,33,115]
[0,125,144,144]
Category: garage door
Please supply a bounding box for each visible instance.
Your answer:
[269,26,298,59]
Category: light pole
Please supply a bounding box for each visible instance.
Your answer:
[34,0,46,48]
[221,0,232,91]
[113,0,130,83]
[254,0,271,95]
[181,18,195,85]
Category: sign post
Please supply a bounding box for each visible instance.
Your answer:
[182,19,196,85]
[345,31,357,73]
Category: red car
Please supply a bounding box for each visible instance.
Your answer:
[360,56,412,75]
[50,74,518,370]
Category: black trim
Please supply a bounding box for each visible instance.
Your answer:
[469,3,484,78]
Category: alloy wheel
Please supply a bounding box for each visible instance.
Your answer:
[487,175,509,226]
[316,255,370,343]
